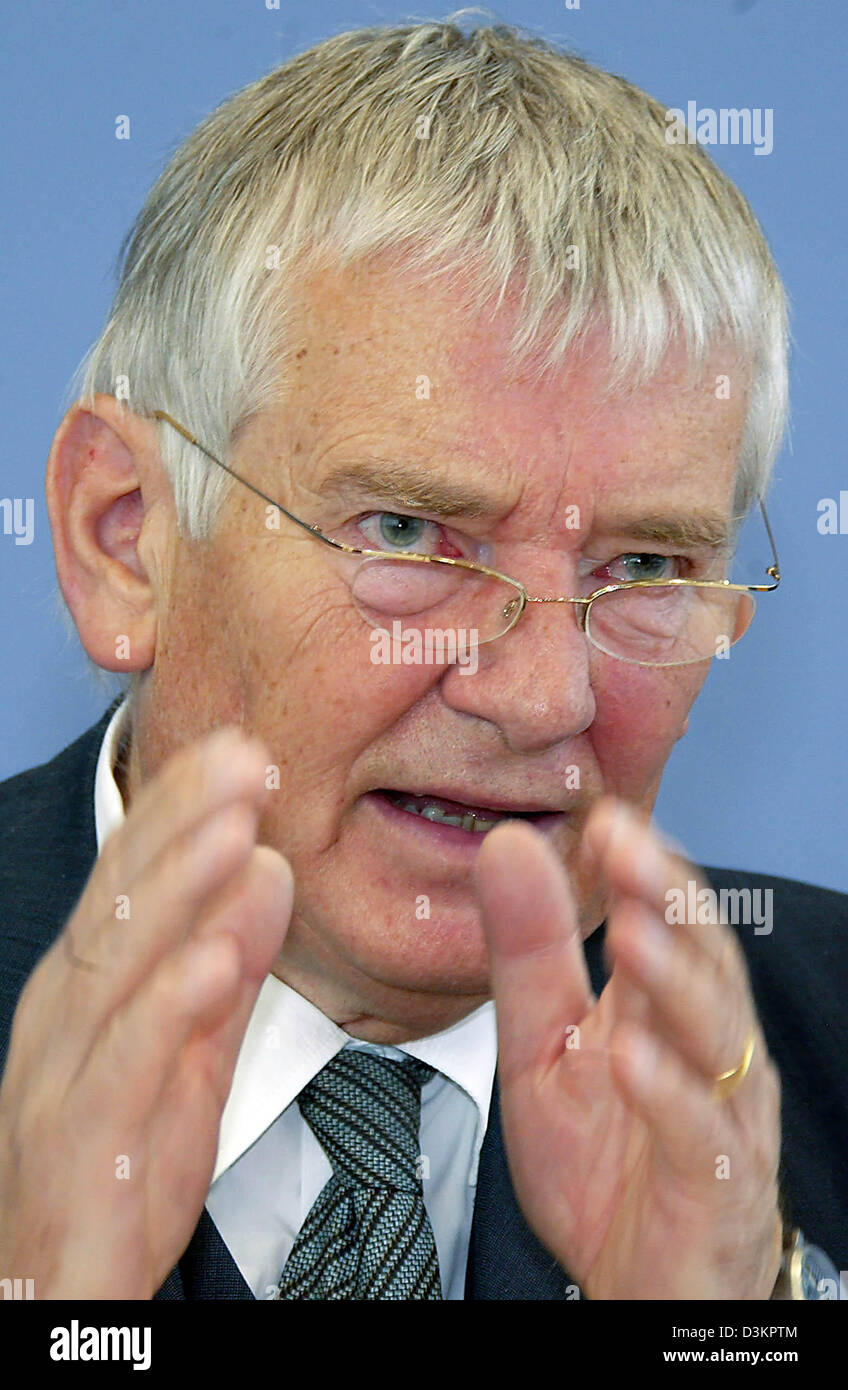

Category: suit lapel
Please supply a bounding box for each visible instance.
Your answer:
[465,1073,578,1299]
[0,704,117,1074]
[156,1211,253,1300]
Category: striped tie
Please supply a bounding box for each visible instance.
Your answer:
[276,1050,442,1300]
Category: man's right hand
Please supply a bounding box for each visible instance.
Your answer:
[0,726,293,1299]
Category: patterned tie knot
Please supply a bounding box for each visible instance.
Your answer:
[297,1050,434,1193]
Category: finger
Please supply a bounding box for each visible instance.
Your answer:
[601,937,658,1033]
[85,850,292,1126]
[194,844,294,977]
[66,727,273,957]
[608,1018,730,1179]
[79,930,247,1129]
[584,798,731,969]
[475,820,594,1086]
[575,797,673,1033]
[178,846,295,1092]
[610,1014,781,1225]
[581,797,687,873]
[586,799,760,1083]
[605,895,761,1086]
[49,797,269,1061]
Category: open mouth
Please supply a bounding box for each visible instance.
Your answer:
[375,789,549,834]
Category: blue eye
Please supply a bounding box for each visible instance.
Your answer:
[619,553,675,581]
[378,513,427,549]
[357,512,442,553]
[593,553,683,584]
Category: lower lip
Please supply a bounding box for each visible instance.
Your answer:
[361,791,561,858]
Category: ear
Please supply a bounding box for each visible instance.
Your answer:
[45,395,174,673]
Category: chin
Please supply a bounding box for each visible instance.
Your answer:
[300,890,494,1000]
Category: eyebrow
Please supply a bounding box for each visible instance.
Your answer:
[314,461,506,519]
[313,461,734,549]
[602,513,734,550]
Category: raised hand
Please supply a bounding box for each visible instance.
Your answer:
[0,728,293,1299]
[475,798,783,1300]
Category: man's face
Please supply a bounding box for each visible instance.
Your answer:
[131,258,749,1039]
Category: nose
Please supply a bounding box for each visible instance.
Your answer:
[440,588,597,755]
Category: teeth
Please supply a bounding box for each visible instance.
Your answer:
[398,798,500,833]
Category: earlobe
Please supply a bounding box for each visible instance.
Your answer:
[45,395,168,674]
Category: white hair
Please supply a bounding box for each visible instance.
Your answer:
[68,12,789,538]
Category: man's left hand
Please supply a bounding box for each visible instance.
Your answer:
[474,799,784,1300]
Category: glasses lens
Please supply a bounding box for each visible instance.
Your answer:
[587,584,756,666]
[350,554,524,647]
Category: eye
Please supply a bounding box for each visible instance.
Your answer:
[357,512,462,557]
[594,553,685,584]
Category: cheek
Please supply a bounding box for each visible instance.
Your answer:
[138,562,249,766]
[588,661,703,798]
[240,576,445,790]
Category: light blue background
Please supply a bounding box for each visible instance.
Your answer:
[1,1,845,890]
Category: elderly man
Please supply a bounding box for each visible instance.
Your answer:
[0,20,845,1302]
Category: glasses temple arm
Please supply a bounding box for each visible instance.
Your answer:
[756,497,781,584]
[150,410,345,550]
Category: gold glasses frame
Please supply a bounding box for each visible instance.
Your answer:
[151,410,781,666]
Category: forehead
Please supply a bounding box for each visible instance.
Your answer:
[254,256,750,526]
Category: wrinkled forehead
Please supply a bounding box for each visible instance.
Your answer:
[240,257,751,535]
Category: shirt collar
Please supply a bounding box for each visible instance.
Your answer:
[94,698,132,850]
[93,700,498,1183]
[213,975,496,1183]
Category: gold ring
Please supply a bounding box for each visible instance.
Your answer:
[712,1030,756,1101]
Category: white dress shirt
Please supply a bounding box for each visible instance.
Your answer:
[94,701,498,1299]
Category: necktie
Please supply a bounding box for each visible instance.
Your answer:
[276,1050,442,1300]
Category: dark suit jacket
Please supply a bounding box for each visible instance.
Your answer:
[1,705,846,1298]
